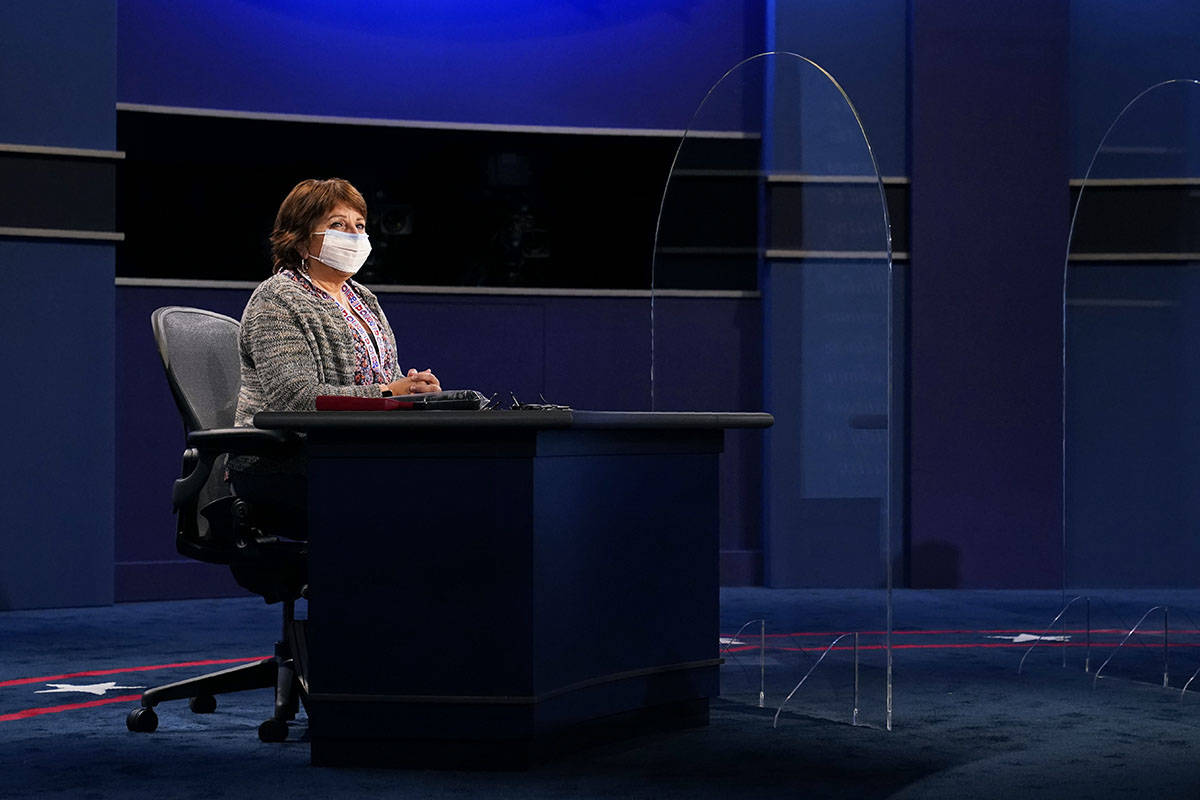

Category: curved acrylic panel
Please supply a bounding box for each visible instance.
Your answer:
[651,52,895,730]
[1053,79,1200,689]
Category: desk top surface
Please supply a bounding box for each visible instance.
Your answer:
[254,409,773,432]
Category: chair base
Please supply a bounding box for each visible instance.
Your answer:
[127,603,307,742]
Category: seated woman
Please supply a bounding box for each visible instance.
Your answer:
[229,178,440,528]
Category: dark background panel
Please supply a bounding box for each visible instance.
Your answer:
[766,182,908,253]
[657,175,761,250]
[1070,186,1200,254]
[117,112,758,290]
[0,155,116,231]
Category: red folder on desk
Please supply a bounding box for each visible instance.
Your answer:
[315,390,489,411]
[315,396,409,411]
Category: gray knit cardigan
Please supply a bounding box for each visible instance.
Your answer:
[231,270,401,472]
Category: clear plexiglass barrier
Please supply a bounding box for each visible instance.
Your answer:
[1020,79,1200,695]
[651,52,895,730]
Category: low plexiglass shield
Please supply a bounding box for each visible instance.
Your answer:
[1026,79,1200,693]
[651,52,896,730]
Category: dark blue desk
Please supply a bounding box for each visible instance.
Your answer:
[254,410,772,768]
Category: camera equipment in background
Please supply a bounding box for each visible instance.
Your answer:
[357,190,413,283]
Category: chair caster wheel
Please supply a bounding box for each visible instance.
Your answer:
[258,718,288,742]
[127,707,158,733]
[189,694,217,714]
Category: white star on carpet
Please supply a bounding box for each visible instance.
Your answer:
[984,633,1070,643]
[35,681,144,696]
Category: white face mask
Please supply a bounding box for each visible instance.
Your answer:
[310,229,371,274]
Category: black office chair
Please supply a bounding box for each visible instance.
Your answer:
[126,306,307,742]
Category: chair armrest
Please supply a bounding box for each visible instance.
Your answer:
[187,427,299,456]
[173,428,300,511]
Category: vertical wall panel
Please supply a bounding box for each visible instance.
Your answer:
[761,0,905,587]
[0,2,117,609]
[908,1,1067,588]
[0,242,114,608]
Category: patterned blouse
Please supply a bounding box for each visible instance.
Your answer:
[232,269,404,472]
[283,268,398,386]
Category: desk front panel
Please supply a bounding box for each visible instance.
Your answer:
[299,422,728,760]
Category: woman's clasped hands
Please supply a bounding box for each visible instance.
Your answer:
[389,368,441,396]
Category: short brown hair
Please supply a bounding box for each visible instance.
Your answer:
[269,178,368,272]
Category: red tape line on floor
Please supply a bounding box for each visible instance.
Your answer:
[0,657,268,689]
[0,658,269,724]
[0,694,145,722]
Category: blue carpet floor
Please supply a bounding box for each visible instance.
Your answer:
[3,588,1200,798]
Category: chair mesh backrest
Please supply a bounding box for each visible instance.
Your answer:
[151,307,241,431]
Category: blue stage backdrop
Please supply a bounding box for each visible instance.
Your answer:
[769,0,907,177]
[117,0,764,132]
[0,0,116,149]
[1069,0,1200,177]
